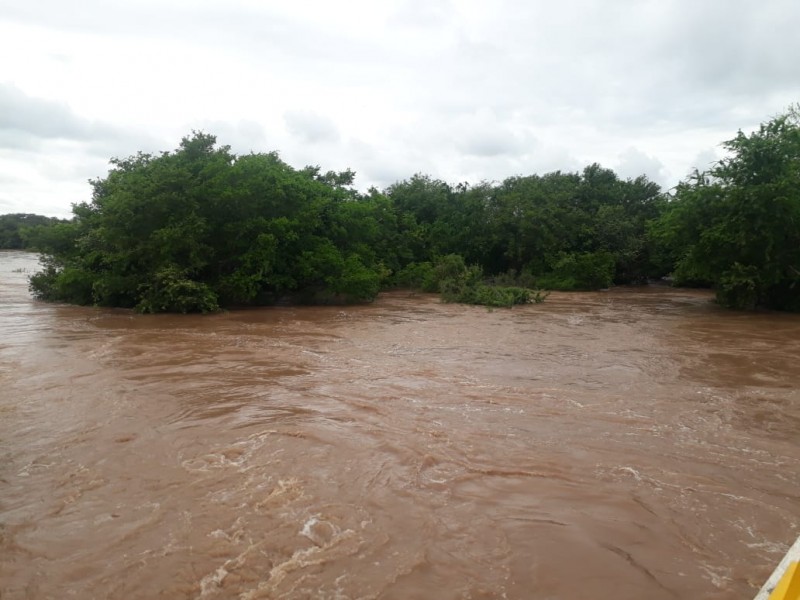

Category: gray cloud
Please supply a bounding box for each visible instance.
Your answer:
[453,111,535,158]
[458,132,523,158]
[188,119,270,155]
[615,147,668,188]
[284,111,340,144]
[2,0,799,216]
[0,83,163,158]
[1,1,397,73]
[689,148,722,176]
[0,83,101,145]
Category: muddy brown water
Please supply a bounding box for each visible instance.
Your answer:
[1,250,798,599]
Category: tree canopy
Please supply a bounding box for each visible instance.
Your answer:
[0,213,67,249]
[29,133,397,312]
[21,106,800,313]
[652,106,800,310]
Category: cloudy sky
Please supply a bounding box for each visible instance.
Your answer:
[1,0,798,218]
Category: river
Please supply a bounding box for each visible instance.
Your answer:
[1,250,798,599]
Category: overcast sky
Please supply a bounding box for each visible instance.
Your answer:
[1,0,798,218]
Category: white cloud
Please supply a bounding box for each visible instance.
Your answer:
[689,148,722,176]
[615,147,667,187]
[1,0,799,216]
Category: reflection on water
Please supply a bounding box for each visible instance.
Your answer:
[1,250,799,599]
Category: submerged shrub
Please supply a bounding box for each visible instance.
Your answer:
[30,264,94,305]
[716,263,760,310]
[330,255,382,302]
[490,268,538,290]
[427,256,544,307]
[393,261,434,290]
[537,251,615,290]
[136,267,220,314]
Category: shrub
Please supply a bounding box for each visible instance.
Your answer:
[537,251,615,290]
[716,263,759,310]
[490,268,538,290]
[392,261,434,289]
[330,255,382,302]
[30,265,94,305]
[426,256,540,307]
[135,267,220,314]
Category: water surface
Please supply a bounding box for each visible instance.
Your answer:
[1,250,798,599]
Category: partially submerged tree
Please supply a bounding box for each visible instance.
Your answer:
[30,133,391,312]
[653,106,800,310]
[30,107,799,314]
[0,213,67,249]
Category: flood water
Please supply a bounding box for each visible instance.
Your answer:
[1,250,798,599]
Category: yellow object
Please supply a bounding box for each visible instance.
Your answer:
[769,561,800,600]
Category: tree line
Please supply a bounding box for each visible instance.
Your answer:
[13,106,800,312]
[0,213,67,250]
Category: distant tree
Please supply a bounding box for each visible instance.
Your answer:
[484,167,662,287]
[0,213,66,249]
[45,118,795,313]
[384,165,664,292]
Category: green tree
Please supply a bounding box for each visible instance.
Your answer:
[484,167,661,287]
[653,106,800,310]
[29,132,389,312]
[0,213,67,249]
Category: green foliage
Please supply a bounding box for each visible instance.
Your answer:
[459,285,539,308]
[0,213,67,249]
[652,106,800,310]
[489,268,538,290]
[430,254,478,291]
[387,165,662,288]
[427,254,540,308]
[30,108,798,314]
[536,251,615,290]
[716,263,760,310]
[136,266,219,314]
[29,132,391,312]
[329,255,382,303]
[29,263,94,305]
[391,261,434,289]
[386,177,493,266]
[528,289,549,304]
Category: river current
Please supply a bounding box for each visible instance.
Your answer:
[1,250,798,599]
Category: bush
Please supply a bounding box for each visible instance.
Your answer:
[471,285,531,307]
[30,265,94,305]
[490,268,538,290]
[424,254,480,292]
[440,281,540,307]
[432,254,482,299]
[537,251,615,290]
[135,267,220,314]
[425,255,543,307]
[392,261,434,289]
[330,255,382,302]
[716,263,759,310]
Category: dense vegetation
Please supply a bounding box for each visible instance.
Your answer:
[0,213,66,249]
[28,134,397,312]
[18,106,800,312]
[652,106,800,310]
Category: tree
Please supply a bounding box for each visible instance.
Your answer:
[0,213,67,249]
[29,132,389,312]
[653,106,800,310]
